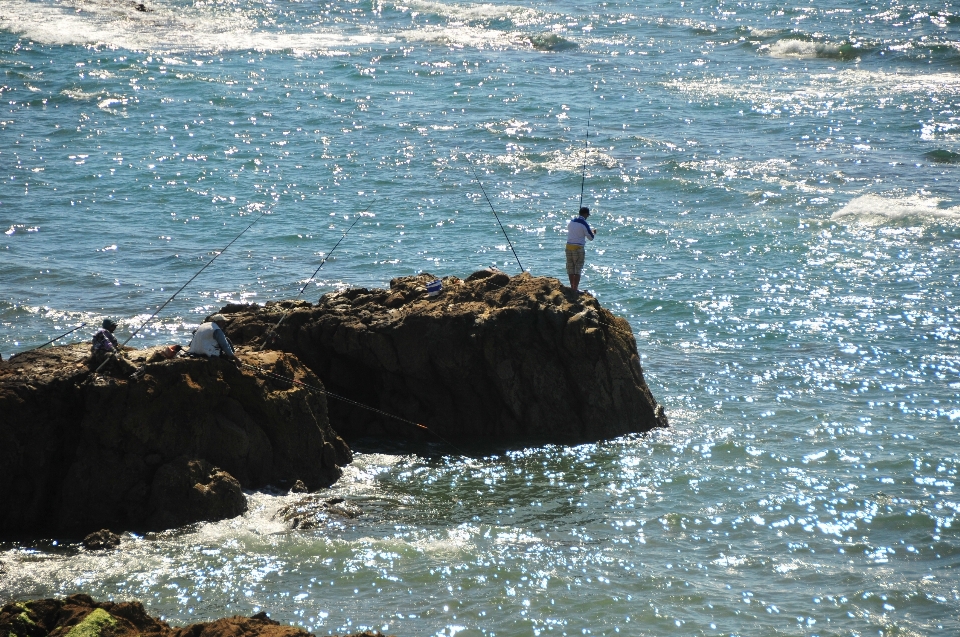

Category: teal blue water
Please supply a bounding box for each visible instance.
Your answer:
[2,0,960,635]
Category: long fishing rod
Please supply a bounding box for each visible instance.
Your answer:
[239,361,466,455]
[260,204,372,350]
[29,322,88,351]
[96,208,271,373]
[578,108,591,210]
[471,164,525,273]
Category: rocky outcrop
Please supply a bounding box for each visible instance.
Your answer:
[221,270,667,445]
[0,346,351,539]
[0,595,391,637]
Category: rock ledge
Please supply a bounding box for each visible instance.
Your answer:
[0,347,350,538]
[222,270,667,445]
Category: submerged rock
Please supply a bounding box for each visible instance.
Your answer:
[0,347,351,538]
[276,495,362,530]
[221,270,668,445]
[0,595,388,637]
[81,529,122,551]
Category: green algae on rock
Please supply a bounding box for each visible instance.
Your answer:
[0,596,394,637]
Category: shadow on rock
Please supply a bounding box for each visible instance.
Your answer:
[0,347,350,539]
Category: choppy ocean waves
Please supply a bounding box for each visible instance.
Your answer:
[0,301,205,352]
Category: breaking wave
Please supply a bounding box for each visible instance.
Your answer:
[832,194,960,225]
[763,38,860,60]
[391,0,544,27]
[924,150,960,164]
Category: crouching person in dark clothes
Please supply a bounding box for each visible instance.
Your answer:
[187,314,237,362]
[89,318,137,375]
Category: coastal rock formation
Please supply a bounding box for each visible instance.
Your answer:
[0,595,390,637]
[0,346,351,538]
[221,270,668,445]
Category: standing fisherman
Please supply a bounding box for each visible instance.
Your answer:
[565,206,596,294]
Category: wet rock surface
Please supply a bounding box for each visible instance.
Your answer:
[0,346,351,538]
[222,270,667,445]
[81,529,121,551]
[276,496,362,530]
[0,595,391,637]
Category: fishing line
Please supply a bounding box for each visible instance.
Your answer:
[96,207,271,373]
[259,203,373,351]
[29,323,87,351]
[471,163,525,273]
[578,108,592,211]
[239,361,466,455]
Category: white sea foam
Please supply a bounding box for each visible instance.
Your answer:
[920,121,960,141]
[747,27,782,38]
[402,24,517,49]
[0,0,561,53]
[832,194,960,224]
[491,147,619,174]
[62,88,102,100]
[4,224,40,235]
[0,0,390,52]
[392,0,543,26]
[400,24,571,51]
[665,70,960,117]
[97,97,127,112]
[765,39,846,59]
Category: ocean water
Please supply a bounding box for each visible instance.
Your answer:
[2,0,960,634]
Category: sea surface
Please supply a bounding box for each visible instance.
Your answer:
[2,0,959,634]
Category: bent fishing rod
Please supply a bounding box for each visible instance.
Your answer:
[96,207,271,373]
[260,203,373,350]
[238,360,466,455]
[29,322,88,351]
[579,108,591,210]
[471,164,525,273]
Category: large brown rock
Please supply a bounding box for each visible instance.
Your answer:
[0,347,351,538]
[221,270,667,445]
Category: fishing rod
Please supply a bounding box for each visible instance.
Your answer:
[238,361,466,455]
[259,204,373,351]
[30,322,87,351]
[578,108,591,211]
[471,163,525,273]
[95,207,271,373]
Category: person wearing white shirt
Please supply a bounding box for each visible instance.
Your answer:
[565,206,596,293]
